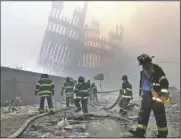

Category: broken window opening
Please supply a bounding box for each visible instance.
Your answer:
[59,26,63,34]
[55,44,60,61]
[48,22,53,31]
[52,8,56,17]
[56,25,60,33]
[46,41,51,58]
[52,43,58,61]
[58,45,64,63]
[52,23,56,32]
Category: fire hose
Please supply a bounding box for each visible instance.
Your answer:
[103,92,122,110]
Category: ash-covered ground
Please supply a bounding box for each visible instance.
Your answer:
[1,87,180,138]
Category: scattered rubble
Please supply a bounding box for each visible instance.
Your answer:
[1,87,180,138]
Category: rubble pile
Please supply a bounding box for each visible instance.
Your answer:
[1,105,39,120]
[2,88,180,138]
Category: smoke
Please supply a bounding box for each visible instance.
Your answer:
[1,1,180,90]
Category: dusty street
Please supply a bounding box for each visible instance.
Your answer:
[1,88,180,138]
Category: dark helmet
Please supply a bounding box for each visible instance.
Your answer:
[78,76,85,83]
[66,76,70,82]
[92,82,95,86]
[122,75,128,81]
[41,74,49,78]
[137,54,154,66]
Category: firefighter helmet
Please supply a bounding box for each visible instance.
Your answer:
[137,54,154,65]
[41,74,49,78]
[78,76,85,83]
[122,75,128,81]
[66,76,70,82]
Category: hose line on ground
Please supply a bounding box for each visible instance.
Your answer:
[103,93,122,110]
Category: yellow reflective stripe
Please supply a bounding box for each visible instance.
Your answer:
[122,95,132,98]
[40,95,50,97]
[39,109,44,112]
[49,108,55,111]
[38,90,52,94]
[126,88,132,91]
[39,90,52,93]
[66,92,73,94]
[36,83,41,86]
[122,89,126,94]
[64,86,74,89]
[152,97,162,102]
[157,127,168,131]
[161,89,168,93]
[40,83,53,87]
[152,83,160,86]
[159,76,167,83]
[152,97,170,103]
[76,97,88,99]
[136,124,147,130]
[79,90,89,93]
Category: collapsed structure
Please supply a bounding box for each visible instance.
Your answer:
[37,2,123,80]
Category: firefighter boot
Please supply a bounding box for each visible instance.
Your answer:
[122,109,127,115]
[129,129,145,138]
[83,114,88,121]
[49,111,55,115]
[119,108,123,114]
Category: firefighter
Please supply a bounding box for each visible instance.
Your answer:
[74,76,89,120]
[130,54,170,138]
[119,75,133,115]
[91,82,98,102]
[87,79,92,101]
[35,74,55,114]
[61,77,74,107]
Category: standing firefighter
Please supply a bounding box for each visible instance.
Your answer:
[74,76,89,120]
[35,74,55,114]
[130,54,170,138]
[61,77,74,107]
[91,82,98,102]
[87,79,92,101]
[119,75,133,115]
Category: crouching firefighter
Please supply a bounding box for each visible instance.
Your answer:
[130,54,170,138]
[60,77,74,107]
[74,76,89,120]
[35,74,55,114]
[119,75,133,115]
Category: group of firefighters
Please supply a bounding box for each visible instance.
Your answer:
[34,54,170,138]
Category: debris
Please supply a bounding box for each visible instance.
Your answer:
[41,132,55,138]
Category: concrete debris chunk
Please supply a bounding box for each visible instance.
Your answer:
[41,132,55,138]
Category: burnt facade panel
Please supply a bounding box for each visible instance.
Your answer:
[38,2,123,78]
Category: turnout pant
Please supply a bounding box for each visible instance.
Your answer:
[39,96,54,113]
[66,97,73,107]
[135,93,168,138]
[74,98,88,113]
[93,93,98,102]
[119,97,130,112]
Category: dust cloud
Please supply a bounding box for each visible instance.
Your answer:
[1,1,180,90]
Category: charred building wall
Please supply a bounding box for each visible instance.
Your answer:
[37,2,123,84]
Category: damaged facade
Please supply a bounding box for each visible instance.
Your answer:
[37,2,123,80]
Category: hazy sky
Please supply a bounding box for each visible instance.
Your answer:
[1,1,180,89]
